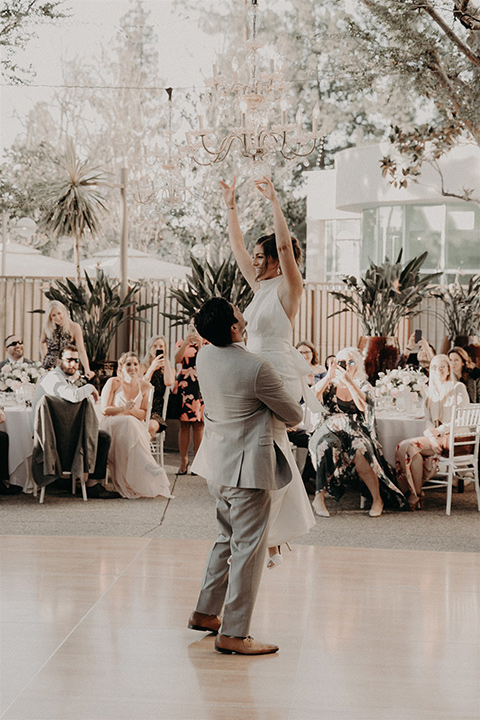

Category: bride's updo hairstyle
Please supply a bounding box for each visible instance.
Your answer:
[255,233,302,266]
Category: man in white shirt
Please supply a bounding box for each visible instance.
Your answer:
[33,345,119,499]
[0,335,33,369]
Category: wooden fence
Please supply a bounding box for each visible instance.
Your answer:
[0,276,447,365]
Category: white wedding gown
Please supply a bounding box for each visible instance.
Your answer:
[244,276,316,546]
[100,386,173,500]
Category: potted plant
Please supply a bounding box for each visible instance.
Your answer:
[329,251,440,382]
[162,255,254,326]
[34,270,155,388]
[429,274,480,365]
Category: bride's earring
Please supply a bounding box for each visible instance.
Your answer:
[277,267,281,275]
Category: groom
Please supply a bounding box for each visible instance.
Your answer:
[187,297,302,655]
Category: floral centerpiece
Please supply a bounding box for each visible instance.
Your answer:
[0,362,46,392]
[375,367,428,407]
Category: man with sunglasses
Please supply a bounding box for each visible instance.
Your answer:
[32,345,119,499]
[0,335,33,369]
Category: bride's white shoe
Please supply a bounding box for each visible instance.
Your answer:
[266,543,291,569]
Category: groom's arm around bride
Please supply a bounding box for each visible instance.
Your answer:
[188,297,302,655]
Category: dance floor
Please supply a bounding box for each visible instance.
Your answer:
[1,535,479,719]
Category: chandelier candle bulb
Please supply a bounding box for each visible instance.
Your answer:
[213,62,218,79]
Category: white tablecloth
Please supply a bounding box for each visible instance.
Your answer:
[0,405,34,492]
[375,413,426,467]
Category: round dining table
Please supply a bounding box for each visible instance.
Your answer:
[0,403,35,492]
[375,412,426,467]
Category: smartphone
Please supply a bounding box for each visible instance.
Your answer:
[337,360,347,370]
[414,329,422,343]
[155,349,164,358]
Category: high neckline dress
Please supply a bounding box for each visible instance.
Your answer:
[243,276,316,546]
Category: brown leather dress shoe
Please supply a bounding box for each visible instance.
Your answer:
[215,634,279,655]
[188,611,222,634]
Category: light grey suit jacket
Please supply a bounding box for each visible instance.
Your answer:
[195,343,303,491]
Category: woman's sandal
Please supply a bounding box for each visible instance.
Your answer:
[266,543,292,570]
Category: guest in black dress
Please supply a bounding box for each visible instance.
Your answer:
[141,335,175,439]
[174,322,206,475]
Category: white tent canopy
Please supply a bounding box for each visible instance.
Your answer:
[80,247,189,281]
[0,242,76,278]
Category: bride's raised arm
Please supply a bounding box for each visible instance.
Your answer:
[220,176,257,290]
[255,176,304,321]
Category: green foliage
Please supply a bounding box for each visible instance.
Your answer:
[162,255,254,327]
[39,139,108,283]
[1,0,67,82]
[37,271,155,363]
[329,251,441,336]
[429,275,480,339]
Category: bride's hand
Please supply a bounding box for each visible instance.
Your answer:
[220,177,236,209]
[254,175,276,202]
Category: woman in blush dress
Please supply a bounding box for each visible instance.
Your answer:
[220,175,315,568]
[41,300,94,379]
[396,354,470,510]
[100,352,172,500]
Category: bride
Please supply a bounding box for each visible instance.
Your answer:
[220,175,316,568]
[100,352,173,500]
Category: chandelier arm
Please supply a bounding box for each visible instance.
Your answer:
[279,139,319,160]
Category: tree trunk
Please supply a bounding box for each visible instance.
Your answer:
[73,230,81,285]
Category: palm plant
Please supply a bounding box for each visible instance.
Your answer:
[163,255,254,327]
[329,251,441,336]
[38,271,155,364]
[40,139,107,284]
[428,275,480,340]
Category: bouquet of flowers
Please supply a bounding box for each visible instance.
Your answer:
[0,362,46,392]
[375,367,428,405]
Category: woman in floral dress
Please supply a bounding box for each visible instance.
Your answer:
[40,301,94,379]
[174,322,206,475]
[309,347,407,517]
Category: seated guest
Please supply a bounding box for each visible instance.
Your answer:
[0,409,21,494]
[100,352,173,500]
[140,335,175,439]
[447,346,480,403]
[396,354,470,510]
[287,404,318,495]
[295,340,325,385]
[33,345,118,499]
[308,347,406,518]
[318,354,336,380]
[397,333,435,375]
[0,335,33,369]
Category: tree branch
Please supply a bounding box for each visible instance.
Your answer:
[420,1,480,66]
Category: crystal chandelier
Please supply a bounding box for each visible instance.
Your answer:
[132,88,186,207]
[185,0,322,168]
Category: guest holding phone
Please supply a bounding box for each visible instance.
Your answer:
[308,347,406,517]
[174,321,206,475]
[397,330,435,375]
[141,336,175,439]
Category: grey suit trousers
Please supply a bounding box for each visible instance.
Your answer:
[195,482,272,638]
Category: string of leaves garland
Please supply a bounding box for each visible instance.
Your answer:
[328,251,441,337]
[162,255,254,327]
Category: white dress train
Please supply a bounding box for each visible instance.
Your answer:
[100,387,173,500]
[243,276,316,546]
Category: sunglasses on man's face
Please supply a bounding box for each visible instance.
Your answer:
[7,340,23,347]
[63,357,80,364]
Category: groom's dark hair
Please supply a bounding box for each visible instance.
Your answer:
[194,298,236,347]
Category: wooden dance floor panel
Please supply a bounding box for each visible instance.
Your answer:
[0,535,479,719]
